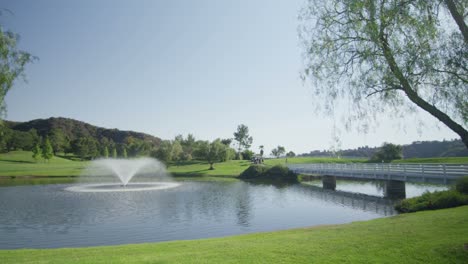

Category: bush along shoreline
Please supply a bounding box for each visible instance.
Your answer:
[395,176,468,213]
[239,164,298,183]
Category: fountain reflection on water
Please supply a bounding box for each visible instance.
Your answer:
[66,157,180,192]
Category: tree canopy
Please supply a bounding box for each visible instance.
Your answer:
[0,21,34,118]
[300,0,467,147]
[233,124,253,154]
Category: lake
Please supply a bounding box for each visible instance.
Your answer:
[0,179,447,249]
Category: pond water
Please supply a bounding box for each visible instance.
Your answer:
[0,179,447,249]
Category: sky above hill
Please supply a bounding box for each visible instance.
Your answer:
[1,0,459,155]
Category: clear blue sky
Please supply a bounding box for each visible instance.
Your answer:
[1,0,458,155]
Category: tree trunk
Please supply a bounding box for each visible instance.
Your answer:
[445,0,468,43]
[379,33,468,148]
[209,163,214,170]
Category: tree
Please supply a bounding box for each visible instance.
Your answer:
[300,0,468,147]
[152,140,173,165]
[233,124,253,157]
[122,147,128,159]
[271,146,286,159]
[221,138,232,147]
[32,143,41,162]
[41,137,54,162]
[0,22,35,119]
[198,139,226,170]
[371,142,402,162]
[49,128,68,155]
[286,151,296,158]
[102,146,109,158]
[259,145,264,157]
[111,146,117,158]
[171,140,183,165]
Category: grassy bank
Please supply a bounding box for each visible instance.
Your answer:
[1,151,466,178]
[392,157,468,164]
[0,151,86,177]
[0,151,364,178]
[1,206,467,263]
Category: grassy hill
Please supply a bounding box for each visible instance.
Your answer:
[0,151,86,177]
[1,151,466,178]
[0,206,466,263]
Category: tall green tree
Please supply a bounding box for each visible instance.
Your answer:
[111,146,117,158]
[32,143,41,162]
[197,139,226,170]
[300,0,468,147]
[102,146,109,158]
[271,146,286,159]
[259,145,264,157]
[371,142,403,163]
[49,128,68,155]
[0,22,35,119]
[152,140,173,165]
[41,137,54,162]
[233,124,253,157]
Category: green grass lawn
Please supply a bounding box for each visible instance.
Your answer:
[265,156,366,165]
[1,151,466,178]
[393,157,468,164]
[0,151,86,177]
[1,206,467,263]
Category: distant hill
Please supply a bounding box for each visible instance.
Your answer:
[300,139,468,159]
[4,117,161,146]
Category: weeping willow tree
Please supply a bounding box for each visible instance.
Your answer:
[0,15,34,120]
[299,0,467,147]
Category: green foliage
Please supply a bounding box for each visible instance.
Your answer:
[239,164,298,182]
[242,149,254,160]
[395,190,468,213]
[370,142,402,163]
[70,137,98,160]
[233,124,253,155]
[271,146,285,158]
[0,24,35,116]
[239,164,268,179]
[197,139,227,170]
[122,147,127,158]
[300,0,467,144]
[111,146,117,158]
[286,151,295,158]
[151,140,173,164]
[32,143,41,162]
[102,146,109,158]
[455,176,468,194]
[41,137,54,162]
[48,128,68,155]
[171,140,183,164]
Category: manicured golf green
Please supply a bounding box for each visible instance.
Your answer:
[0,206,467,263]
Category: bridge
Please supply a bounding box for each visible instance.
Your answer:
[287,163,468,199]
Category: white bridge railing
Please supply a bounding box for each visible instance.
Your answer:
[287,163,468,184]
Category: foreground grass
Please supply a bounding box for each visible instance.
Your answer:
[1,206,467,263]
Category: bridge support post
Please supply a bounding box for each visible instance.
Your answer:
[384,180,406,199]
[322,176,336,190]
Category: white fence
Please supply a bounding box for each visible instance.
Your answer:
[287,163,468,184]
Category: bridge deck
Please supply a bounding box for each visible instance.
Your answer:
[287,163,468,184]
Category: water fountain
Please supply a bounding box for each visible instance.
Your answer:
[66,157,180,192]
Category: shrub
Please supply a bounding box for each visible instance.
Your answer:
[242,150,254,160]
[455,176,468,194]
[395,190,468,213]
[239,164,298,182]
[239,165,268,179]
